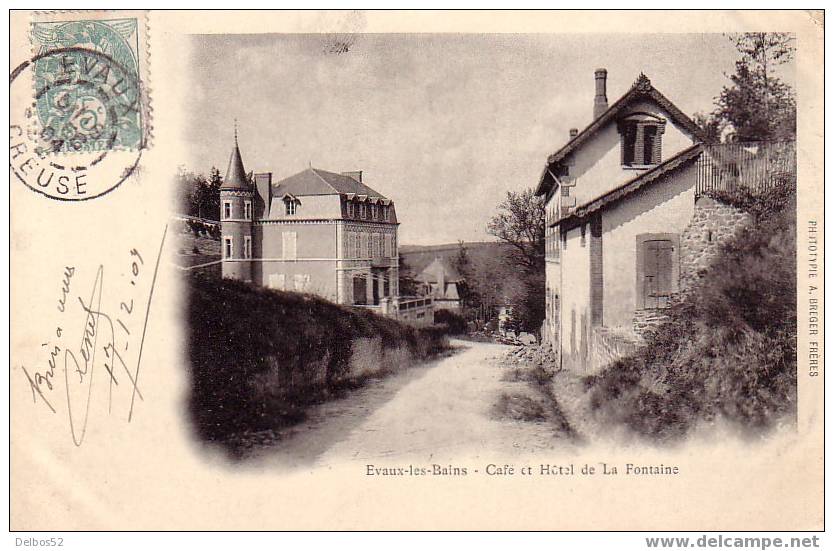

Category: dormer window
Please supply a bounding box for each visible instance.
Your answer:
[618,113,665,167]
[283,194,299,215]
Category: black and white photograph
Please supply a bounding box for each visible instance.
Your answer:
[10,9,824,536]
[175,31,799,463]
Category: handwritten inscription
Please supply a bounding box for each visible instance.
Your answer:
[20,227,166,446]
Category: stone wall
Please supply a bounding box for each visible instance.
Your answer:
[589,327,639,374]
[679,196,752,292]
[632,309,670,337]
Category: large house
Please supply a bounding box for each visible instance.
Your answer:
[535,69,708,373]
[219,134,400,307]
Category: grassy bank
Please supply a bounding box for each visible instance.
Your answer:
[184,272,450,453]
[586,186,797,441]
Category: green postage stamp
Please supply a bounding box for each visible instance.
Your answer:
[29,13,149,153]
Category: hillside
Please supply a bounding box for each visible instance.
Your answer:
[586,184,797,440]
[184,271,450,456]
[399,241,511,277]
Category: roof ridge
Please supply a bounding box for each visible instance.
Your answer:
[309,167,341,194]
[535,73,704,196]
[564,143,703,222]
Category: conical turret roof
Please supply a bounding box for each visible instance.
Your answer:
[221,129,251,191]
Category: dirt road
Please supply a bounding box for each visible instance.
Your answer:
[253,339,575,469]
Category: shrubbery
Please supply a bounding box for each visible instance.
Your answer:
[434,309,468,335]
[586,187,797,441]
[185,272,450,449]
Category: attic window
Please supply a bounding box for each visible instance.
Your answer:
[283,196,299,215]
[619,114,665,167]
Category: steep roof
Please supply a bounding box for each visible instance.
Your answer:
[417,257,463,284]
[558,143,703,227]
[221,142,251,191]
[273,168,390,200]
[535,74,705,196]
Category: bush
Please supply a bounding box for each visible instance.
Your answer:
[185,272,449,447]
[587,188,797,441]
[434,309,468,334]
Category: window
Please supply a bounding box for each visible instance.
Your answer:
[293,274,310,291]
[347,201,354,218]
[282,231,297,260]
[223,236,232,259]
[223,201,231,220]
[391,234,397,256]
[244,200,252,220]
[243,236,252,259]
[618,114,664,166]
[268,273,286,290]
[371,204,377,220]
[355,233,362,258]
[359,203,366,219]
[285,200,297,215]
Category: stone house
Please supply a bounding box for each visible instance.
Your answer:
[535,69,763,373]
[219,134,400,308]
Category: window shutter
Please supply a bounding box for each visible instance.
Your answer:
[283,231,297,260]
[643,240,674,308]
[269,273,286,290]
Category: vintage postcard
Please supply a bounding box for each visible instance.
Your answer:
[9,10,824,532]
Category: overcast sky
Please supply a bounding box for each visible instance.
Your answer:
[186,33,776,245]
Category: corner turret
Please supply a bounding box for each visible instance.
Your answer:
[220,124,254,282]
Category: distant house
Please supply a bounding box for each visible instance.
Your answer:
[219,133,400,307]
[416,257,464,311]
[535,69,707,372]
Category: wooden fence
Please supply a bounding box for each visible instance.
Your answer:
[695,141,796,197]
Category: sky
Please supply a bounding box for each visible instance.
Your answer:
[186,33,770,245]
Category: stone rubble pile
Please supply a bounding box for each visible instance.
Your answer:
[502,341,559,368]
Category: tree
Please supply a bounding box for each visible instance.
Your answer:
[692,111,723,144]
[704,33,796,142]
[194,167,222,220]
[487,189,546,337]
[451,240,477,312]
[486,189,546,275]
[397,254,420,297]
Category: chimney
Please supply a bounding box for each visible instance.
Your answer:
[254,172,272,218]
[569,128,579,139]
[593,68,608,120]
[342,170,363,183]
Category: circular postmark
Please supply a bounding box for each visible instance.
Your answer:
[10,44,149,201]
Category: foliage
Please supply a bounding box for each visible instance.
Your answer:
[696,33,796,143]
[487,189,546,274]
[585,187,797,441]
[176,166,223,220]
[185,272,450,451]
[397,253,420,296]
[486,189,546,337]
[434,309,468,335]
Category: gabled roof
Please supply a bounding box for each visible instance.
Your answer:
[417,257,463,284]
[273,168,390,200]
[221,142,251,191]
[535,74,705,196]
[558,143,703,227]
